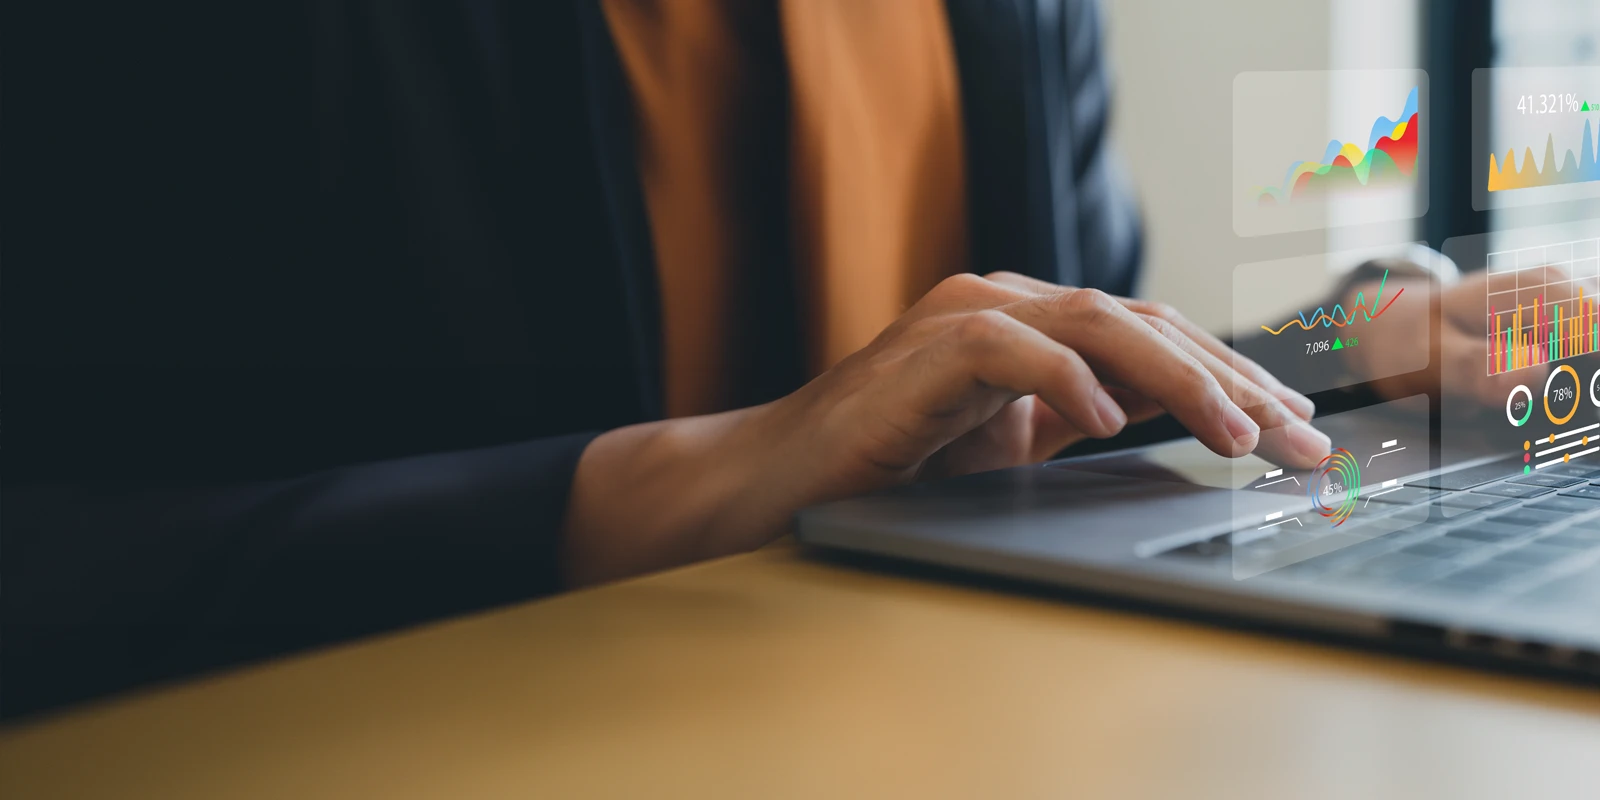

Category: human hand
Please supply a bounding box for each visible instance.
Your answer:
[565,272,1331,586]
[767,272,1331,498]
[1357,270,1552,407]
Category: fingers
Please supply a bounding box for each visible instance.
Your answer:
[892,273,1031,330]
[1133,310,1331,467]
[996,288,1266,459]
[933,311,1128,439]
[1120,298,1316,421]
[907,273,1328,464]
[1444,270,1493,328]
[1106,386,1166,424]
[982,270,1069,297]
[1475,264,1577,330]
[1443,272,1556,409]
[1026,385,1169,464]
[986,270,1316,423]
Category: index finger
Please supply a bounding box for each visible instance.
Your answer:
[998,288,1264,459]
[982,272,1315,421]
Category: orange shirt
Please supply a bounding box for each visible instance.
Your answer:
[604,0,969,417]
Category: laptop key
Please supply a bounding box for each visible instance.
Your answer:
[1445,524,1525,542]
[1492,545,1573,567]
[1511,571,1600,607]
[1559,485,1600,501]
[1509,474,1585,489]
[1528,496,1600,513]
[1408,461,1523,491]
[1426,495,1517,520]
[1547,525,1600,540]
[1343,553,1453,584]
[1362,486,1445,506]
[1535,532,1600,549]
[1401,538,1479,559]
[1488,507,1567,526]
[1472,483,1554,499]
[1431,564,1523,591]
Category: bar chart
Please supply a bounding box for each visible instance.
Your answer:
[1485,237,1600,376]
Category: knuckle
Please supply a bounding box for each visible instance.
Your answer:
[954,309,1012,344]
[1051,347,1089,381]
[929,272,993,302]
[1063,287,1118,319]
[1177,355,1214,390]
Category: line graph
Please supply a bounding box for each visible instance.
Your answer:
[1259,269,1405,336]
[1234,247,1431,395]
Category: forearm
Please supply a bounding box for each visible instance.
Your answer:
[560,400,821,587]
[560,269,1335,589]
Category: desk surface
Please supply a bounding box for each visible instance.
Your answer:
[2,540,1598,799]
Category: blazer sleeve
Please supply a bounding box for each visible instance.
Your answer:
[1057,0,1143,298]
[1,432,598,720]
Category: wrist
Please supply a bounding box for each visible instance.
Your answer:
[561,401,805,587]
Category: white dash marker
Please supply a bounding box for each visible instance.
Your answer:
[1265,469,1283,479]
[1382,479,1397,488]
[1382,440,1398,449]
[1265,511,1283,522]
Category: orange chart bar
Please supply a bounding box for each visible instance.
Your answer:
[1490,289,1599,376]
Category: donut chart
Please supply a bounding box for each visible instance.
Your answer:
[1544,364,1581,426]
[1507,384,1534,427]
[1308,448,1362,528]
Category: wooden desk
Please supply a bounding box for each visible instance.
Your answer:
[2,540,1598,799]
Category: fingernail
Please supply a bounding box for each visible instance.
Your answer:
[1282,392,1316,420]
[1093,388,1128,434]
[1222,404,1260,448]
[1285,421,1332,463]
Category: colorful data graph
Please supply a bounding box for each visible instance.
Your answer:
[1485,238,1600,376]
[1259,270,1405,336]
[1487,117,1600,192]
[1488,290,1599,374]
[1254,88,1420,205]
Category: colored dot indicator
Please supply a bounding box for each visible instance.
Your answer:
[1525,453,1532,463]
[1565,453,1572,463]
[1525,441,1532,450]
[1549,434,1558,445]
[1525,465,1533,474]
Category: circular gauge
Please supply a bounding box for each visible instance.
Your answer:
[1307,448,1361,528]
[1507,385,1534,427]
[1590,368,1600,407]
[1544,365,1581,426]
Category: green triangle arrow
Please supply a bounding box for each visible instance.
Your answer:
[1585,101,1592,111]
[1331,338,1344,351]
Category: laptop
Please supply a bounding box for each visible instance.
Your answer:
[796,390,1600,681]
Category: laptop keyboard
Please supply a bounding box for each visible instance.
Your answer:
[1162,458,1600,611]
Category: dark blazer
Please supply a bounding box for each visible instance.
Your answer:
[0,0,1141,718]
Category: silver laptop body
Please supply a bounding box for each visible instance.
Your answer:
[797,399,1600,680]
